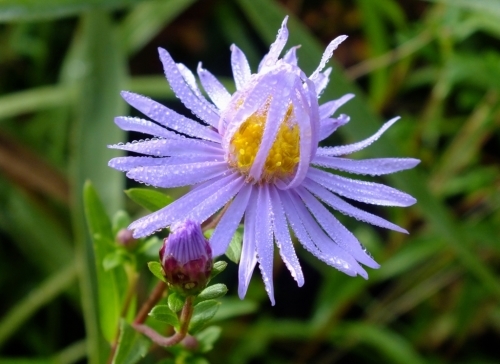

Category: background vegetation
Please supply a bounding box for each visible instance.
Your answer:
[0,0,499,363]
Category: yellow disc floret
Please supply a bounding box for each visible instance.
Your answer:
[229,105,300,183]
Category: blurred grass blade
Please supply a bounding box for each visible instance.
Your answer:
[0,182,73,275]
[428,0,500,18]
[0,264,77,348]
[84,181,128,345]
[0,85,72,122]
[62,9,127,363]
[332,323,426,364]
[0,0,144,22]
[236,0,500,301]
[119,0,197,55]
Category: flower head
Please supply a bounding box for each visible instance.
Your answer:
[109,17,419,305]
[159,220,212,296]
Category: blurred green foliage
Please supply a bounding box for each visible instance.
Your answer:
[0,0,499,363]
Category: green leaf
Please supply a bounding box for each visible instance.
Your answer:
[225,227,243,264]
[196,284,228,303]
[168,292,184,313]
[83,181,127,344]
[125,188,173,212]
[0,0,145,22]
[103,251,128,271]
[189,300,220,334]
[195,326,222,353]
[147,261,166,283]
[209,261,228,280]
[212,298,258,322]
[112,210,131,236]
[149,305,179,329]
[112,320,150,364]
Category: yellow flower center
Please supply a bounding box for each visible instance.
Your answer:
[229,105,300,182]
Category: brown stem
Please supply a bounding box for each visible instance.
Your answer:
[131,296,196,348]
[134,281,167,325]
[202,202,231,232]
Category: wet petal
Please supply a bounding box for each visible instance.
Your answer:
[210,183,252,257]
[126,161,228,188]
[311,156,421,176]
[317,117,400,156]
[158,48,220,127]
[120,91,221,142]
[303,179,408,233]
[230,44,252,90]
[269,185,304,286]
[197,63,231,110]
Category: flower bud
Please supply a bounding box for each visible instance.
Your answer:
[116,228,138,248]
[159,220,212,296]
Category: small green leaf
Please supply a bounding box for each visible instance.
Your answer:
[112,210,131,236]
[168,292,184,313]
[112,320,150,364]
[210,261,228,280]
[149,305,179,329]
[196,284,228,302]
[147,261,166,283]
[203,228,214,239]
[195,326,222,353]
[225,227,243,263]
[103,251,127,271]
[189,300,220,334]
[125,188,173,212]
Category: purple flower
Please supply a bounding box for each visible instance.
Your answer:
[109,17,419,305]
[160,220,212,296]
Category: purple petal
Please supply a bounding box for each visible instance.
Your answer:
[238,188,258,299]
[296,186,379,268]
[283,45,299,65]
[108,138,222,157]
[307,167,416,207]
[210,183,252,257]
[185,176,245,225]
[311,156,421,176]
[221,72,278,145]
[114,117,180,139]
[197,63,231,110]
[158,48,220,127]
[126,161,228,188]
[109,156,165,172]
[280,189,367,278]
[319,94,355,119]
[120,91,221,143]
[310,35,348,81]
[255,185,275,305]
[249,71,296,181]
[317,117,400,156]
[277,79,312,189]
[303,179,408,233]
[129,173,237,238]
[313,68,331,96]
[230,44,252,91]
[318,115,350,141]
[259,16,289,72]
[269,186,304,286]
[109,154,224,172]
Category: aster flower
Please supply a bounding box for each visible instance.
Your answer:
[109,17,419,305]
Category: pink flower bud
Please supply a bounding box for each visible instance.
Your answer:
[159,220,212,296]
